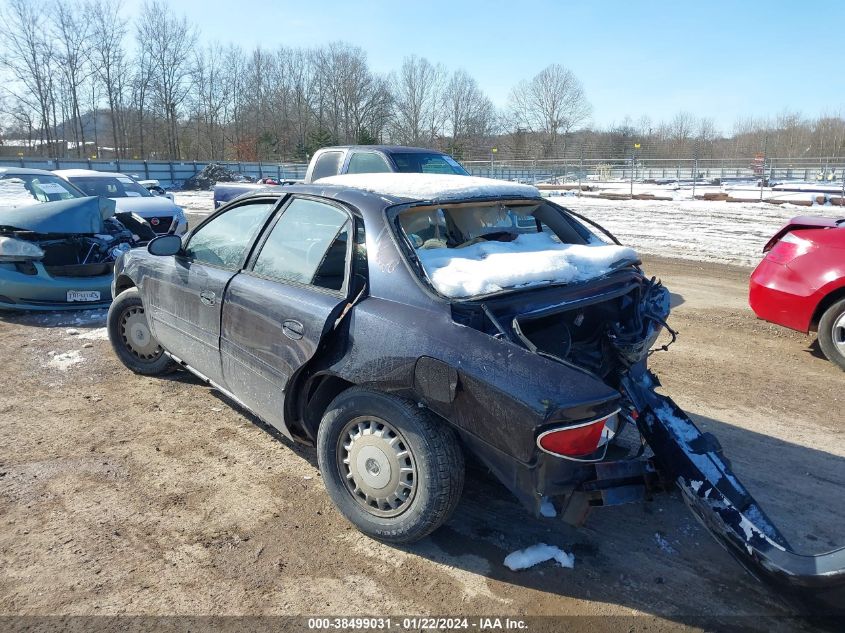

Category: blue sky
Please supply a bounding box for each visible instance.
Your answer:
[124,0,844,132]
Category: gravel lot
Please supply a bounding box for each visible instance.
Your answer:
[0,197,842,630]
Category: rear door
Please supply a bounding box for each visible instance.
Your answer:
[144,198,277,385]
[220,196,355,436]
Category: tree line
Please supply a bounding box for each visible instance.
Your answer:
[1,0,844,164]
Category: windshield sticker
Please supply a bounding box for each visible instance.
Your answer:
[35,182,68,194]
[117,176,134,183]
[124,191,142,197]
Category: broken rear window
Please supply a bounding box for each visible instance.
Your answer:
[395,201,638,299]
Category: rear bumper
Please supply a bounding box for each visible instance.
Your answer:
[0,263,113,311]
[749,258,816,332]
[623,367,845,613]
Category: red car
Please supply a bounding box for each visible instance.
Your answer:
[750,215,845,369]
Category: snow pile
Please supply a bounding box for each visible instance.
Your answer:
[316,173,539,201]
[77,328,109,341]
[48,350,84,371]
[0,178,39,208]
[416,232,637,298]
[504,543,575,571]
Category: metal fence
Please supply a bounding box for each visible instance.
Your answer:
[0,157,308,187]
[3,155,845,190]
[463,157,845,185]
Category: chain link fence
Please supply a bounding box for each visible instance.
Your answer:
[463,156,845,186]
[0,157,308,187]
[2,154,845,195]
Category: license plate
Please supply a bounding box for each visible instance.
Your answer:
[67,290,101,302]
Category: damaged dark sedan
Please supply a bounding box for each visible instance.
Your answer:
[107,173,844,611]
[0,168,154,310]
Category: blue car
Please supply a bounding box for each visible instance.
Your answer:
[0,167,152,311]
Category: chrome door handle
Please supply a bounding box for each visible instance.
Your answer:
[199,290,216,306]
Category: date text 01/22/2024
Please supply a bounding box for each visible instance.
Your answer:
[306,617,528,630]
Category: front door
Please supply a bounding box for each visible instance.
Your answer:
[220,196,354,436]
[144,198,278,385]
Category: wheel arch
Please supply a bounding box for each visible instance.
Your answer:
[114,273,137,296]
[811,284,845,331]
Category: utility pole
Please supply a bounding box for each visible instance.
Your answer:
[630,143,640,198]
[759,135,768,203]
[578,143,584,197]
[692,139,699,201]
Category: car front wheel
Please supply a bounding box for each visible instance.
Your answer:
[107,287,176,375]
[317,387,464,544]
[819,298,845,371]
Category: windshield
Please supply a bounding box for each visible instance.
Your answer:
[68,175,152,198]
[392,153,469,176]
[0,174,84,206]
[395,201,637,299]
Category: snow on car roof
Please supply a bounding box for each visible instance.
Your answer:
[54,169,123,178]
[316,173,540,202]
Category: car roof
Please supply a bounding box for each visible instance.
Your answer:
[237,175,539,208]
[0,166,61,177]
[318,145,454,155]
[313,174,541,205]
[53,169,125,178]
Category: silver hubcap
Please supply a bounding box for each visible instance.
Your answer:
[120,306,163,361]
[338,416,417,517]
[833,312,845,356]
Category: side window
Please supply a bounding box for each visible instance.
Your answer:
[184,201,275,269]
[252,198,350,291]
[346,152,391,174]
[311,151,343,180]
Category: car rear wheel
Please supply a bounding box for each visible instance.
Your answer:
[107,287,176,375]
[818,298,845,371]
[317,387,464,544]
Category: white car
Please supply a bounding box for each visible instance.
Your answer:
[54,169,188,235]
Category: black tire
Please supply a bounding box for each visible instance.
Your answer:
[107,287,176,376]
[317,387,464,544]
[818,298,845,371]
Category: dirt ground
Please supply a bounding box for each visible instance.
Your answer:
[0,254,842,631]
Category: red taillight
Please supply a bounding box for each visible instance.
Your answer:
[537,412,619,458]
[766,232,813,264]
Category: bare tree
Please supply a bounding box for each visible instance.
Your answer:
[442,69,495,155]
[87,0,129,157]
[508,64,590,157]
[136,0,197,159]
[0,0,58,154]
[390,55,444,146]
[52,0,93,157]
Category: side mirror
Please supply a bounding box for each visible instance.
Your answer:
[147,234,182,256]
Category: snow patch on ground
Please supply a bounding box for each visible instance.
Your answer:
[316,173,539,201]
[416,232,637,298]
[654,532,677,554]
[539,497,557,518]
[48,350,84,370]
[76,327,109,341]
[503,543,574,571]
[548,195,833,266]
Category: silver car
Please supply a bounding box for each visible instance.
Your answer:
[55,169,188,235]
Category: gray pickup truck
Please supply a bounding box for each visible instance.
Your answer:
[212,145,469,208]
